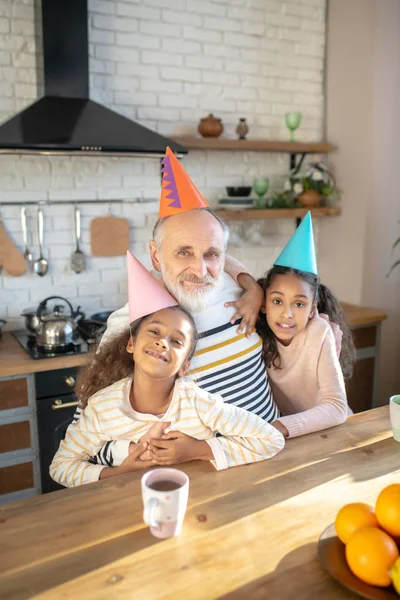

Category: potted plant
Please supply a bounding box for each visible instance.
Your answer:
[283,162,339,208]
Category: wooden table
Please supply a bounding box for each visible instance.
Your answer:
[1,407,398,600]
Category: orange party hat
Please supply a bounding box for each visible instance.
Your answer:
[159,146,209,219]
[127,251,178,324]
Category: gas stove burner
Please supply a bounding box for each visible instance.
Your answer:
[12,331,90,360]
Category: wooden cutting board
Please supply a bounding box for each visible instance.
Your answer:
[90,216,130,257]
[0,221,27,276]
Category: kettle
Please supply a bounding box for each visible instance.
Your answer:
[35,296,84,349]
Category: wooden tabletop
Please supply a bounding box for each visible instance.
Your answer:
[0,406,398,600]
[0,333,89,378]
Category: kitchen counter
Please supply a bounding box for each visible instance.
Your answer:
[0,303,387,379]
[0,333,90,378]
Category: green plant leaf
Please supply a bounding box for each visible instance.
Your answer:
[391,237,400,255]
[387,259,400,278]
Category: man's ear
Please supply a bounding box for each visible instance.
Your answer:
[178,360,191,378]
[126,336,135,354]
[149,240,161,272]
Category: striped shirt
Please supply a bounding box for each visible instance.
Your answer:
[50,377,285,487]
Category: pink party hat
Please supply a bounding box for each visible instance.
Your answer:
[127,251,178,324]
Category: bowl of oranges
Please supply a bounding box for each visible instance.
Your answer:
[318,484,400,599]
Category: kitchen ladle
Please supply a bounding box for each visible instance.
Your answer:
[34,207,48,277]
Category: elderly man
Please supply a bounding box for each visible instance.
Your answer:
[90,149,279,468]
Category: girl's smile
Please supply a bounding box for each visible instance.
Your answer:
[144,349,169,363]
[127,308,194,380]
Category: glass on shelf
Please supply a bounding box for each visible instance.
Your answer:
[253,178,269,209]
[284,112,302,142]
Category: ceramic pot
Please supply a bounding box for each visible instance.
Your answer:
[198,114,224,138]
[236,118,249,140]
[297,189,321,208]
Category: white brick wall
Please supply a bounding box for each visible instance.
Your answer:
[0,0,325,330]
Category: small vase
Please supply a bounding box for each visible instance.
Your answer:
[236,118,249,140]
[198,114,224,138]
[297,189,321,208]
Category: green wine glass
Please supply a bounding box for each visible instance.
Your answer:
[285,112,302,142]
[253,178,269,208]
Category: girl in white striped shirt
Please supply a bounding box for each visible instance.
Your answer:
[50,305,284,488]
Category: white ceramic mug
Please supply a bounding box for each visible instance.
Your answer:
[389,395,400,443]
[141,468,189,539]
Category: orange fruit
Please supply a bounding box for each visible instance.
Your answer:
[376,484,400,538]
[345,527,399,587]
[335,502,379,544]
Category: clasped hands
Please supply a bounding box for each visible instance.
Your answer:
[119,421,208,473]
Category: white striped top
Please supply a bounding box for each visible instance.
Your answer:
[50,377,285,488]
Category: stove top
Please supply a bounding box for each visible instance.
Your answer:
[13,331,91,359]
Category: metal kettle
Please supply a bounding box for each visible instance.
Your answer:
[36,296,83,349]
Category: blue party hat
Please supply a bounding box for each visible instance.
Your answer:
[274,212,318,275]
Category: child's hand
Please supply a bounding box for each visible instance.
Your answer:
[148,431,212,464]
[119,442,155,472]
[139,422,171,460]
[100,442,154,479]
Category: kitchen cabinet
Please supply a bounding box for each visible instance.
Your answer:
[0,375,41,504]
[342,303,387,413]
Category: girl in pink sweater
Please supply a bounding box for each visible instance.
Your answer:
[256,214,356,439]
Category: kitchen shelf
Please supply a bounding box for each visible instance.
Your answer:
[214,206,341,221]
[171,137,334,154]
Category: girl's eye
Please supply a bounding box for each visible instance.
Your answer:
[172,339,183,346]
[295,303,305,308]
[149,329,158,335]
[272,299,281,305]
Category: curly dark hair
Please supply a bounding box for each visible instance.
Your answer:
[256,266,356,379]
[75,306,198,408]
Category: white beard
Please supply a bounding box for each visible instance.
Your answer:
[160,261,223,313]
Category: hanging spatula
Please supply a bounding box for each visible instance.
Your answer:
[71,205,86,273]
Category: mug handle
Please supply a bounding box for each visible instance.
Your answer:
[143,497,160,529]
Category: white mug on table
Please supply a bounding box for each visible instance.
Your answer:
[141,468,189,539]
[390,395,400,442]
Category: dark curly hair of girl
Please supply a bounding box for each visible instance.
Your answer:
[75,306,198,409]
[256,266,356,379]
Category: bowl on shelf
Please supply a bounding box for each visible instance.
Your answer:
[218,197,254,210]
[226,186,252,198]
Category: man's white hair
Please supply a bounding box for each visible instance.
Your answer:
[152,208,229,251]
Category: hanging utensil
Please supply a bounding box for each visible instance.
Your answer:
[71,205,85,273]
[34,207,49,277]
[21,206,33,273]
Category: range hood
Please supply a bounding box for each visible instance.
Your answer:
[0,0,187,157]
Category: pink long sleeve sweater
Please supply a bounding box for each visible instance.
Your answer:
[267,314,348,438]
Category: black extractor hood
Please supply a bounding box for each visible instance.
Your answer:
[0,0,187,157]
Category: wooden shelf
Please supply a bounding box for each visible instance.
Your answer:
[172,136,334,154]
[214,206,341,221]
